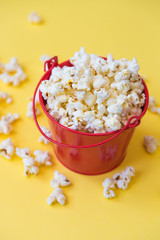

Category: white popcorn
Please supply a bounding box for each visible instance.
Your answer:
[148,96,160,114]
[28,11,42,24]
[103,177,115,189]
[103,187,115,199]
[143,135,159,153]
[22,156,39,176]
[0,113,19,134]
[0,138,14,159]
[39,126,52,144]
[40,54,52,63]
[16,147,39,176]
[50,171,71,188]
[47,187,66,205]
[40,47,145,133]
[0,58,26,86]
[0,92,12,104]
[33,150,52,166]
[16,147,31,158]
[27,97,40,119]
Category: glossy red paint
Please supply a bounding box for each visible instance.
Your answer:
[33,57,149,175]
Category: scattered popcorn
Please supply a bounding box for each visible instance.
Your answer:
[0,138,14,159]
[33,150,52,166]
[16,147,31,158]
[103,187,115,199]
[0,92,12,104]
[0,57,26,86]
[103,166,135,199]
[143,135,159,153]
[28,11,42,24]
[27,97,40,119]
[40,47,145,133]
[148,96,160,115]
[50,171,70,188]
[47,187,66,205]
[39,126,52,144]
[16,147,39,176]
[22,156,39,176]
[40,54,52,63]
[0,113,19,134]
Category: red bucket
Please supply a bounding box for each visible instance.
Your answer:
[33,56,149,175]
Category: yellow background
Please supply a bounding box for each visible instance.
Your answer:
[0,0,160,239]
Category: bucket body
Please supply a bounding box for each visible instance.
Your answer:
[48,117,135,175]
[34,57,149,175]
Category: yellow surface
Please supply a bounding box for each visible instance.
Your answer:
[0,0,160,239]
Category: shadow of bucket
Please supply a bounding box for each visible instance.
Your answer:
[33,56,149,175]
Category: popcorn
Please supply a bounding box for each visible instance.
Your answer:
[40,54,52,63]
[47,188,66,205]
[0,138,14,159]
[16,147,31,158]
[39,126,52,144]
[103,188,115,199]
[148,96,160,114]
[50,171,71,188]
[27,97,40,119]
[0,113,19,134]
[0,57,26,86]
[0,92,12,103]
[22,156,39,176]
[143,135,159,153]
[16,147,39,176]
[40,47,145,133]
[103,166,135,199]
[33,150,52,166]
[28,11,42,24]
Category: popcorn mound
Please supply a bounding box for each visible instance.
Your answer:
[40,47,145,133]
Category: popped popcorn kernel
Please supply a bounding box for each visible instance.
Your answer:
[0,57,26,86]
[103,166,135,199]
[47,187,66,205]
[40,54,52,63]
[50,171,71,188]
[27,97,40,119]
[39,126,52,144]
[28,11,42,24]
[16,147,31,158]
[143,135,159,153]
[0,92,12,104]
[0,138,14,159]
[34,150,52,166]
[148,96,160,114]
[0,113,19,134]
[40,47,145,133]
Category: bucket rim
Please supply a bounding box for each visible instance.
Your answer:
[39,60,149,137]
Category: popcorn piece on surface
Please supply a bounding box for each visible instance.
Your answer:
[103,166,135,199]
[148,96,160,114]
[102,177,115,189]
[39,126,52,144]
[28,11,42,24]
[40,54,52,63]
[143,135,159,153]
[0,92,12,104]
[27,97,40,119]
[0,113,19,134]
[103,187,115,199]
[22,156,39,176]
[0,57,26,86]
[0,138,14,159]
[50,171,71,188]
[16,147,31,158]
[33,150,52,166]
[47,187,66,205]
[39,47,145,133]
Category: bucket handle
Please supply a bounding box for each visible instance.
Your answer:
[33,57,141,149]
